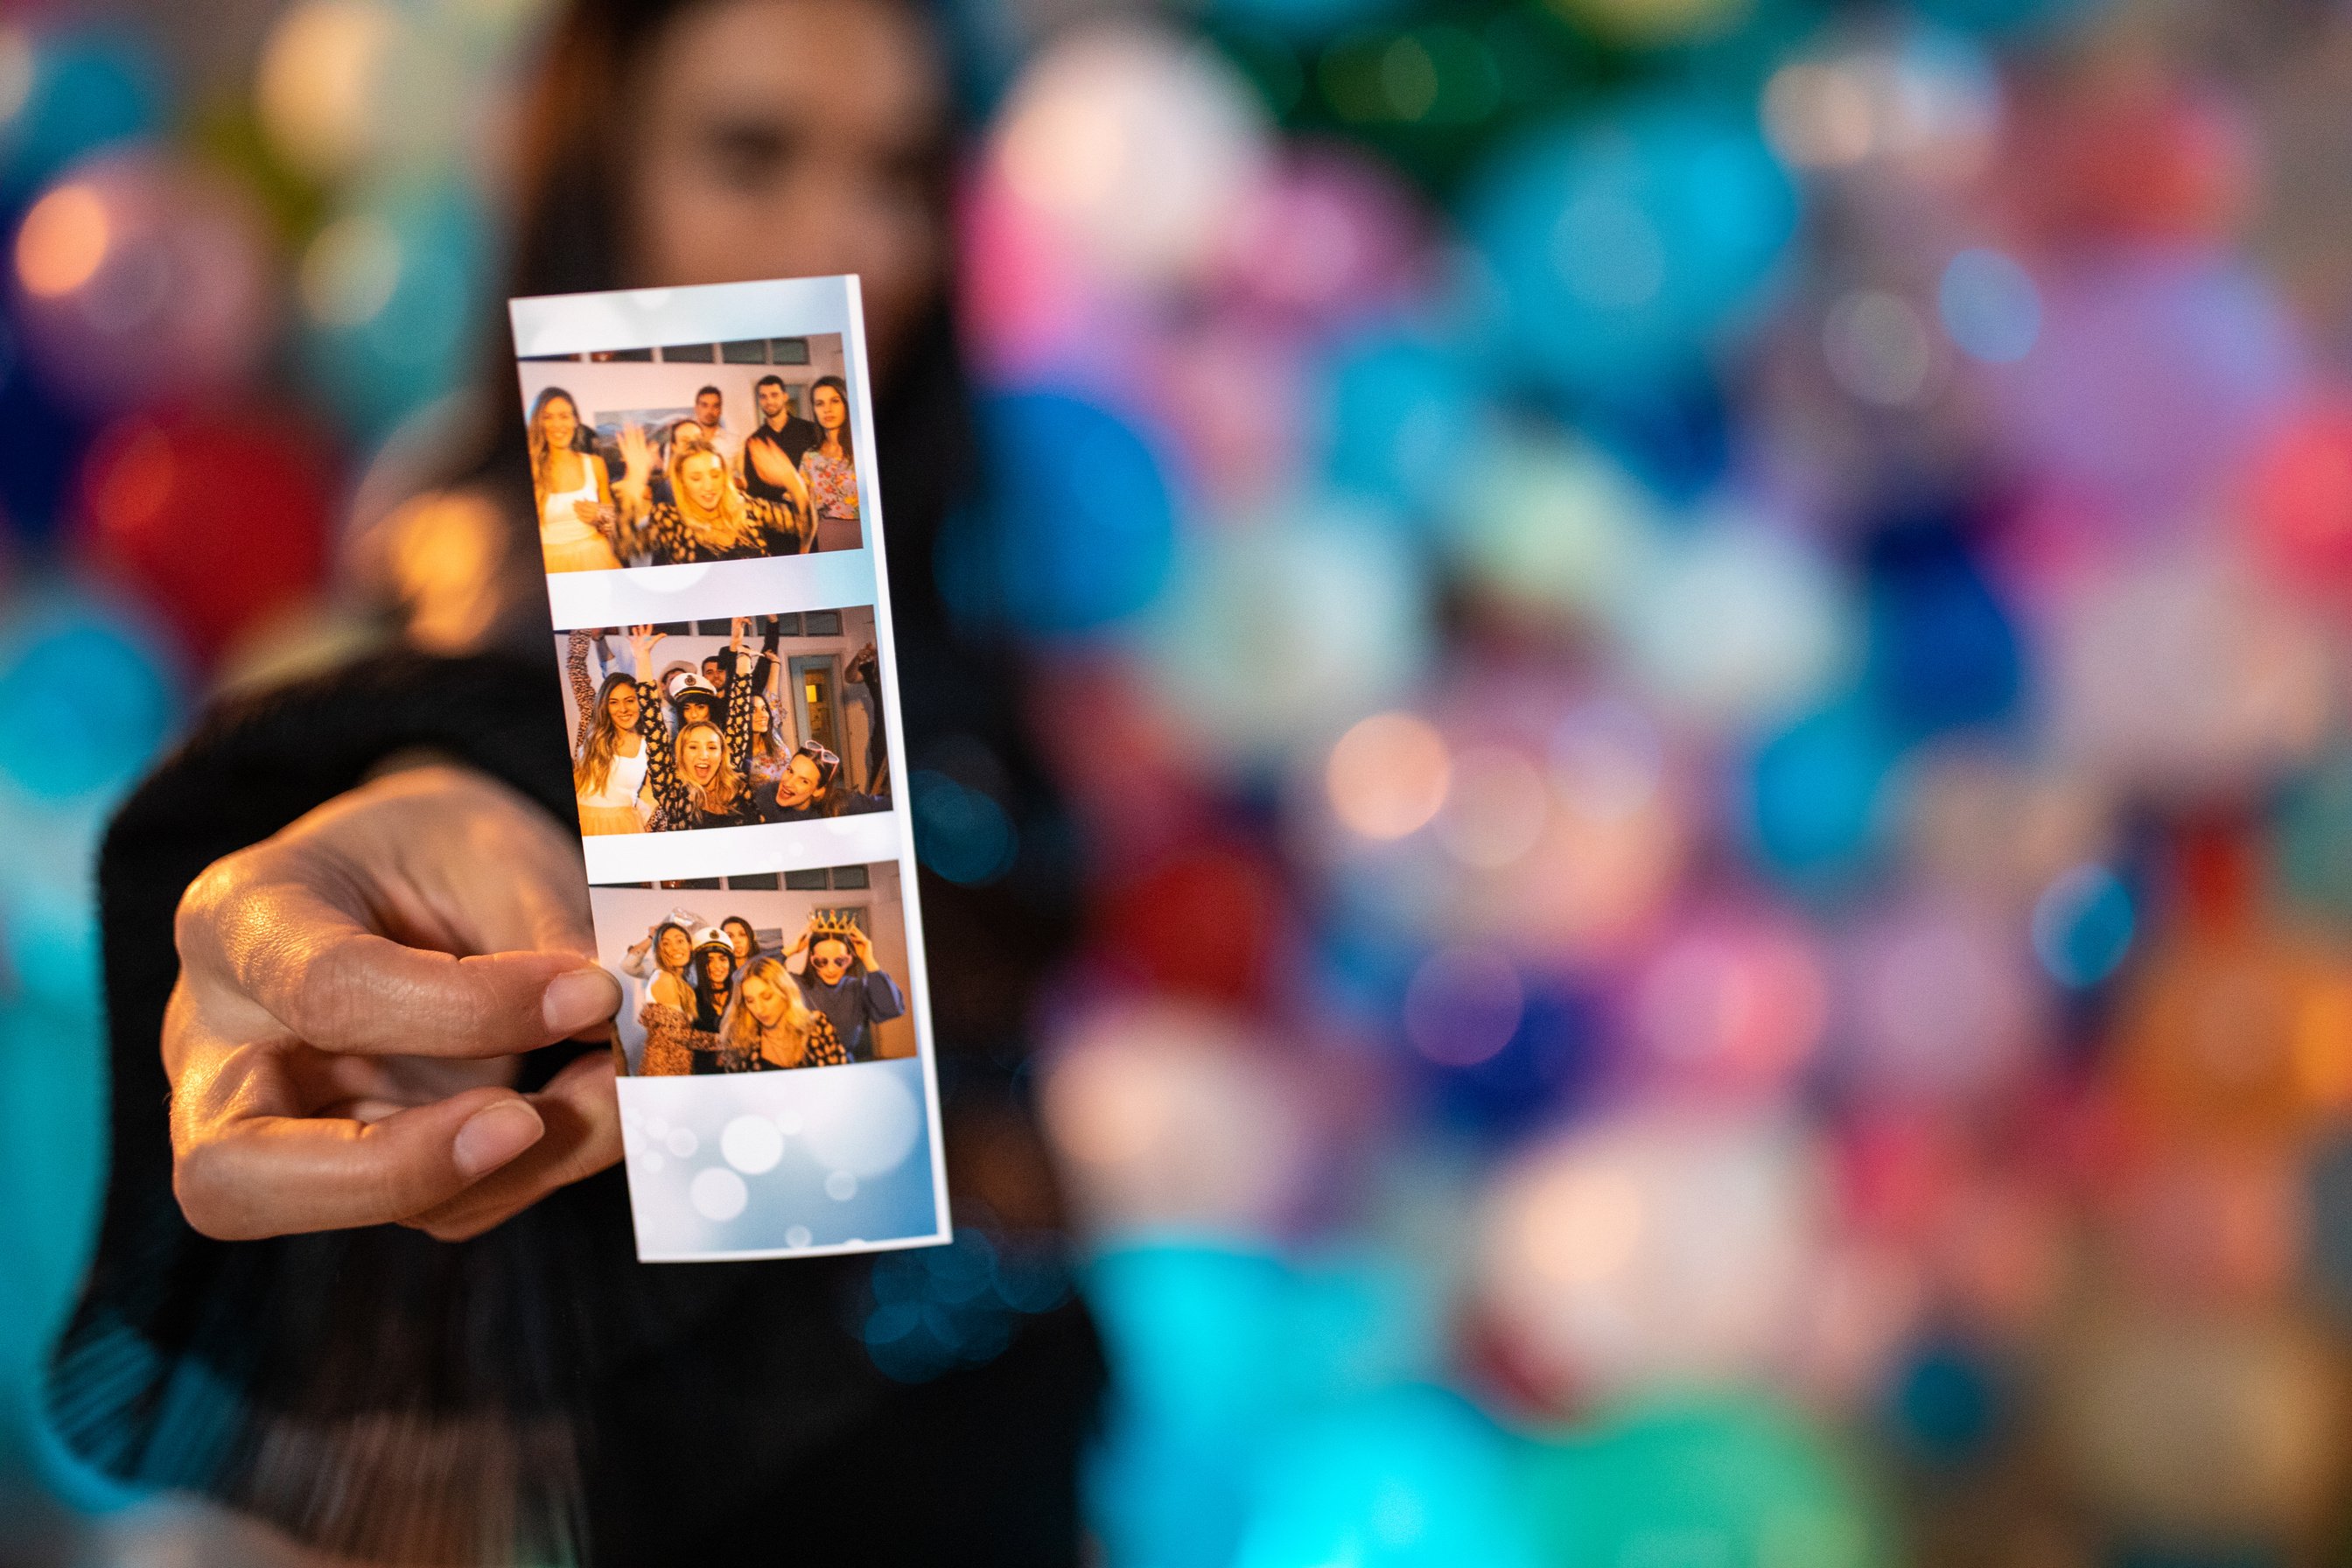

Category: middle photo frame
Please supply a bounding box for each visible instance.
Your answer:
[555,610,899,885]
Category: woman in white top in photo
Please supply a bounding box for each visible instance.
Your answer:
[566,626,663,834]
[530,388,624,572]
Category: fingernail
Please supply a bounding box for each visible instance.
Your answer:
[454,1100,543,1180]
[542,966,620,1034]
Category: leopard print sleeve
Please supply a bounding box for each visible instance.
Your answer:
[639,678,689,830]
[566,630,597,754]
[648,501,696,567]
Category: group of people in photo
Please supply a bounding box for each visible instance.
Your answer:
[567,617,889,836]
[620,906,907,1075]
[531,372,862,572]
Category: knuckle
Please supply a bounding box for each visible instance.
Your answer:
[171,1148,256,1242]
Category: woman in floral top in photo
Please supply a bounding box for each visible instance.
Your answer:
[798,374,861,552]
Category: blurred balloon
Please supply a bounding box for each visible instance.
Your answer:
[1861,522,2021,737]
[1041,1001,1315,1239]
[1939,248,2041,365]
[1549,0,1750,47]
[299,182,485,438]
[1214,144,1429,333]
[1464,94,1799,395]
[2243,399,2352,601]
[76,410,332,662]
[2044,550,2328,799]
[2030,861,2134,988]
[2111,920,2352,1142]
[1623,899,1829,1102]
[1232,1386,1537,1568]
[1319,330,1493,517]
[0,29,164,201]
[1835,892,2044,1106]
[1761,24,2002,184]
[1474,1111,1825,1406]
[1745,700,1903,883]
[1523,1395,1885,1567]
[2000,70,2253,246]
[1610,508,1854,734]
[1903,745,2114,907]
[0,587,177,806]
[957,390,1177,635]
[256,0,469,186]
[1093,843,1291,1004]
[1885,1335,2006,1465]
[11,150,276,413]
[1992,256,2303,530]
[1439,428,1663,628]
[1144,494,1429,766]
[991,24,1270,290]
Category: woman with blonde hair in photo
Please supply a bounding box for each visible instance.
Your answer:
[720,956,847,1070]
[528,388,624,572]
[626,436,808,565]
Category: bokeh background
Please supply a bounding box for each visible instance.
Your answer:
[9,0,2352,1563]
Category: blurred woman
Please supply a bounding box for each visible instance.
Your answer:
[798,374,861,551]
[720,956,847,1070]
[690,929,736,1034]
[635,920,718,1077]
[625,918,698,1014]
[51,0,1098,1560]
[529,388,623,572]
[785,916,905,1061]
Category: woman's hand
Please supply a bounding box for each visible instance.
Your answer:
[627,624,663,673]
[612,424,654,517]
[165,763,625,1244]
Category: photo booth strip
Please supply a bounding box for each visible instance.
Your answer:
[510,275,949,1264]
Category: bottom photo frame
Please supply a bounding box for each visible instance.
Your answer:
[592,866,946,1261]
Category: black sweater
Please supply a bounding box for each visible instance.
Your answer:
[41,650,1102,1564]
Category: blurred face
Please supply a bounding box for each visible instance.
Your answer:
[703,948,732,985]
[704,656,726,686]
[658,928,690,970]
[752,695,772,732]
[695,390,723,428]
[678,450,728,511]
[809,937,851,982]
[680,724,724,786]
[624,0,945,379]
[813,382,846,433]
[681,696,717,728]
[605,682,640,732]
[743,972,789,1028]
[725,920,755,959]
[758,382,787,420]
[539,396,578,450]
[777,752,823,807]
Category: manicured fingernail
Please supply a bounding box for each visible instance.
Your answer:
[454,1100,543,1179]
[542,966,620,1034]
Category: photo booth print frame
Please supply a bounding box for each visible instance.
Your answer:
[512,275,948,1264]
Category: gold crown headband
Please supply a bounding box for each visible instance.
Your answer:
[808,910,861,936]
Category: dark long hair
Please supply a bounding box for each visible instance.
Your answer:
[810,373,853,461]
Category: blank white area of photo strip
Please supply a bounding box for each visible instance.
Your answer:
[547,549,879,634]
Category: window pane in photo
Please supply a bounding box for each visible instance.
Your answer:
[773,613,803,635]
[721,339,769,363]
[694,620,732,635]
[769,337,810,364]
[726,873,780,891]
[662,877,722,890]
[659,343,715,362]
[803,610,842,636]
[831,864,869,889]
[651,620,695,634]
[592,347,654,361]
[783,868,830,891]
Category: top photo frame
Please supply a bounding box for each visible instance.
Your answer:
[519,332,863,572]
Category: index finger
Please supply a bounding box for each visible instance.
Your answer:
[183,872,618,1059]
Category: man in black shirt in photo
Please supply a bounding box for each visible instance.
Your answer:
[743,374,820,508]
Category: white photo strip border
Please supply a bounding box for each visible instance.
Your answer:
[509,275,949,1264]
